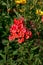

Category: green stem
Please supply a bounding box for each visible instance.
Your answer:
[13,9,22,18]
[7,0,10,15]
[6,42,9,65]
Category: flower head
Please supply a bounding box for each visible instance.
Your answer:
[36,9,43,15]
[9,18,32,44]
[18,38,24,43]
[15,0,26,4]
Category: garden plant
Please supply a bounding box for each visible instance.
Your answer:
[0,0,43,65]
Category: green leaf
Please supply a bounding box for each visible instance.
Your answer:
[13,50,18,55]
[0,54,4,59]
[29,54,34,60]
[2,39,9,45]
[31,46,39,51]
[2,1,6,6]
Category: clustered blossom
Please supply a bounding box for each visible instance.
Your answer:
[9,17,32,44]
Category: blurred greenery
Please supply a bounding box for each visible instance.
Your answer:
[0,0,43,65]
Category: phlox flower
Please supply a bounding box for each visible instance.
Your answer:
[9,18,32,44]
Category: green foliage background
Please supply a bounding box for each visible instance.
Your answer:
[0,0,43,65]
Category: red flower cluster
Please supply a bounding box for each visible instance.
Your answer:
[9,18,32,44]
